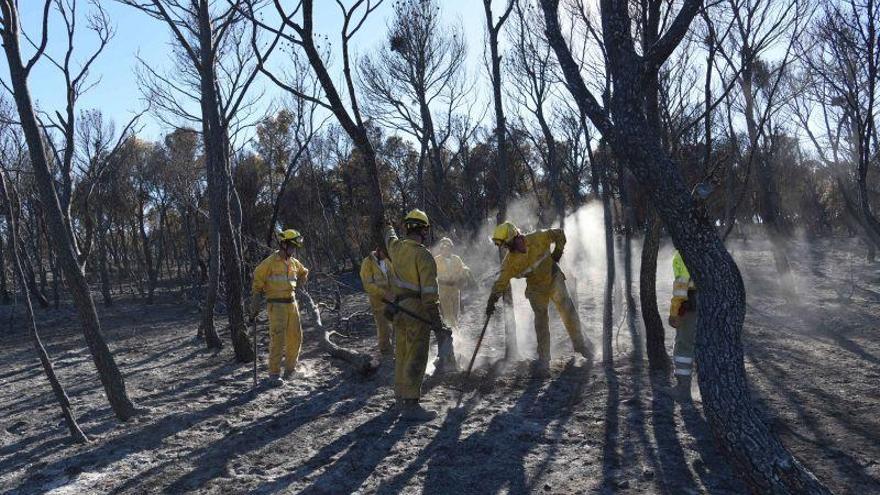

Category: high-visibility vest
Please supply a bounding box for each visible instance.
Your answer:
[360,253,392,300]
[252,252,309,301]
[492,229,565,295]
[384,226,442,325]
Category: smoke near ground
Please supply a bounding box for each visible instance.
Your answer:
[434,200,675,365]
[1,234,877,494]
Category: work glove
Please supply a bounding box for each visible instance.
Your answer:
[551,249,563,263]
[485,292,501,317]
[668,315,680,328]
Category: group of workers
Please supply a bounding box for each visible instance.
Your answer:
[249,209,698,421]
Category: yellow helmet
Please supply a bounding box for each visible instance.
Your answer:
[276,228,304,248]
[491,222,520,247]
[403,209,430,228]
[438,237,453,248]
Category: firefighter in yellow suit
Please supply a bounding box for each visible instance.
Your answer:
[384,209,455,421]
[435,237,472,328]
[250,229,309,387]
[486,222,594,374]
[359,248,393,355]
[668,250,697,400]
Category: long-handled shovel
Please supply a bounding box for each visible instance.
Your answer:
[456,312,493,408]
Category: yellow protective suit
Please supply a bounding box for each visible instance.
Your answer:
[435,253,471,327]
[491,229,588,362]
[251,252,309,376]
[385,225,442,400]
[359,252,393,354]
[670,250,697,378]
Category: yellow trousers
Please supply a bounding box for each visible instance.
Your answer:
[267,302,303,375]
[526,272,585,362]
[438,285,461,327]
[368,296,393,353]
[393,318,430,400]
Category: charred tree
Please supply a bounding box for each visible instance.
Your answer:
[483,0,520,361]
[0,0,138,420]
[540,0,832,492]
[0,169,88,443]
[640,211,670,371]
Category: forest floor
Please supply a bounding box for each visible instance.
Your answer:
[0,237,878,494]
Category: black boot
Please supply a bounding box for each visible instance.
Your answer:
[673,375,692,402]
[572,335,595,360]
[398,399,438,422]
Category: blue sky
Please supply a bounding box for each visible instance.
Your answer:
[11,0,493,143]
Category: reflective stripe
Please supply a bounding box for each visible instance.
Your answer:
[518,252,550,278]
[673,278,690,296]
[674,368,692,376]
[674,356,693,364]
[267,275,294,282]
[392,276,436,295]
[393,277,421,292]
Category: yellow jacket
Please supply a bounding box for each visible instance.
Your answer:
[360,252,392,299]
[492,229,565,296]
[252,252,309,301]
[384,225,442,325]
[670,250,696,317]
[435,254,470,288]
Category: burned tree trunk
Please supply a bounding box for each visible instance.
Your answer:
[0,229,9,304]
[640,211,670,371]
[299,290,378,376]
[597,152,615,369]
[195,1,253,362]
[0,3,138,420]
[541,0,832,492]
[0,170,88,443]
[483,0,519,360]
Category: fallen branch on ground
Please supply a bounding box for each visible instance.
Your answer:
[298,289,379,376]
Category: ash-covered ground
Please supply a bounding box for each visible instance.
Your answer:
[0,237,878,494]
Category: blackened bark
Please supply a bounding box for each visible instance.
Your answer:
[97,233,113,307]
[20,242,48,309]
[0,170,88,443]
[0,5,137,420]
[484,0,519,360]
[196,1,253,362]
[295,0,387,249]
[0,231,9,304]
[598,157,615,368]
[136,192,157,304]
[640,211,670,371]
[619,169,642,363]
[540,1,832,492]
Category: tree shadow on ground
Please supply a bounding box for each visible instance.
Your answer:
[748,349,880,492]
[161,375,381,494]
[251,408,408,495]
[8,363,261,493]
[373,361,589,494]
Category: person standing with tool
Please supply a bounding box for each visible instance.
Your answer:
[434,237,473,329]
[384,209,455,421]
[485,222,594,376]
[250,229,309,387]
[359,247,394,356]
